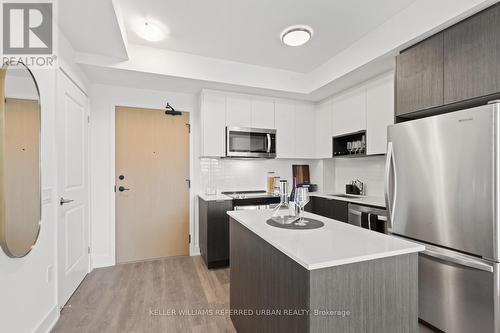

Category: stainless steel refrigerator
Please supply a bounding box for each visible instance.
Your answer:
[386,103,500,333]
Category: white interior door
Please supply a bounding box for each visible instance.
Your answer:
[56,71,89,307]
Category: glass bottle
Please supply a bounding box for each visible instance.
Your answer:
[270,180,297,225]
[267,172,275,194]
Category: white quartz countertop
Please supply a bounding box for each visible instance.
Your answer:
[227,210,424,270]
[310,192,386,208]
[198,193,232,201]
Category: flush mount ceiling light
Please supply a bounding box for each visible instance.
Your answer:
[281,25,313,47]
[133,19,167,42]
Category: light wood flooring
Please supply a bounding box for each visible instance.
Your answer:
[53,255,436,333]
[52,256,235,333]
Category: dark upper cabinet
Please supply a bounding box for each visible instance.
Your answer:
[444,5,500,104]
[396,33,444,116]
[395,4,500,118]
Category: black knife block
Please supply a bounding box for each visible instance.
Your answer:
[346,184,361,195]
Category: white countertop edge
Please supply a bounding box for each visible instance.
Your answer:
[227,211,425,271]
[198,193,232,201]
[305,246,425,270]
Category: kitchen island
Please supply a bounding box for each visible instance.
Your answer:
[227,210,424,333]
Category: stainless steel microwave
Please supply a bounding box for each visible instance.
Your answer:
[226,127,276,158]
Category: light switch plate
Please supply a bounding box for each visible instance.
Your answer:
[42,188,52,205]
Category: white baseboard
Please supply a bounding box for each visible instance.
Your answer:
[190,245,200,256]
[33,305,59,333]
[92,254,115,268]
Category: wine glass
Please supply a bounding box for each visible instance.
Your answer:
[355,141,361,154]
[294,187,310,226]
[347,142,352,155]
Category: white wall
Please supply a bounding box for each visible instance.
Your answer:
[0,28,90,332]
[199,158,322,194]
[0,69,59,333]
[89,84,198,268]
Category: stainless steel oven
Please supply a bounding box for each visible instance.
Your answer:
[226,127,276,158]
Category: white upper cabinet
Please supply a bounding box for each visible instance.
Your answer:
[294,104,315,159]
[274,101,295,159]
[200,91,226,157]
[366,73,394,155]
[315,100,333,159]
[251,99,275,129]
[332,87,367,137]
[226,95,251,128]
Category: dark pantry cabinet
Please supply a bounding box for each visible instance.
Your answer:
[198,197,233,269]
[396,3,500,117]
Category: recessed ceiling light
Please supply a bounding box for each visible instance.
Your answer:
[281,25,313,47]
[133,19,167,42]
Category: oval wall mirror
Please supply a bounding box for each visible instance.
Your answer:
[0,61,41,258]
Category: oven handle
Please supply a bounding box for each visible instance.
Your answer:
[348,209,387,220]
[348,208,362,216]
[421,246,494,273]
[266,133,271,153]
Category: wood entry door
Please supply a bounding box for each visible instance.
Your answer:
[115,106,190,263]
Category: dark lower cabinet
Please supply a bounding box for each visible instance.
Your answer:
[306,196,348,223]
[198,197,233,269]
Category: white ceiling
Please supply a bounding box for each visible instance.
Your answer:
[59,0,128,60]
[81,64,313,100]
[118,0,415,73]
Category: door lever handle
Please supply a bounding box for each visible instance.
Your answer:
[60,197,75,206]
[118,186,130,192]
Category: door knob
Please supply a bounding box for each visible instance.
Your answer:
[60,197,75,206]
[118,186,130,192]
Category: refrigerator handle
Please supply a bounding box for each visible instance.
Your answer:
[385,142,397,230]
[422,247,494,273]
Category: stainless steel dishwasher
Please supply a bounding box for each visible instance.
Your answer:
[347,203,387,234]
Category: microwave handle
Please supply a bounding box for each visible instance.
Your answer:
[266,134,271,153]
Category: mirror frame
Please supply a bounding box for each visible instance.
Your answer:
[0,60,42,258]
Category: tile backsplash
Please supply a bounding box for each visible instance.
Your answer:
[323,156,386,197]
[199,156,386,198]
[200,158,322,194]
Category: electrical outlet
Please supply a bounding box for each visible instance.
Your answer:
[47,265,53,283]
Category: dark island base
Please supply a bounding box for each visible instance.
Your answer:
[229,218,419,333]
